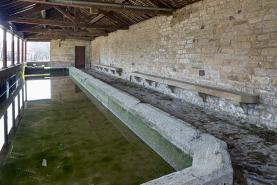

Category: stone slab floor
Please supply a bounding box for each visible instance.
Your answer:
[83,69,277,185]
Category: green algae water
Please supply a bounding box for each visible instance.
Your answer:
[0,76,175,185]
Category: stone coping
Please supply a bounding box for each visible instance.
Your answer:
[69,67,233,185]
[94,64,122,72]
[131,72,259,104]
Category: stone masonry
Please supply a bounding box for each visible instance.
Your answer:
[51,39,91,68]
[90,0,277,130]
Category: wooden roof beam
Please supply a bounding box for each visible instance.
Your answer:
[6,16,129,30]
[17,0,175,15]
[19,28,108,36]
[54,6,75,22]
[26,35,95,40]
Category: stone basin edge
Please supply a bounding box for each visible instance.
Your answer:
[69,67,233,185]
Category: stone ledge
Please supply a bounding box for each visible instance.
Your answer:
[131,72,259,104]
[69,67,233,185]
[94,64,122,75]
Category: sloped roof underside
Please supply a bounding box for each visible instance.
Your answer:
[0,0,200,41]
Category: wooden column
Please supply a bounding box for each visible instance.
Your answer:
[2,28,7,69]
[18,94,20,117]
[25,41,27,62]
[4,112,8,145]
[25,83,27,101]
[21,39,24,63]
[12,100,15,128]
[17,37,20,64]
[11,34,15,66]
[21,88,24,109]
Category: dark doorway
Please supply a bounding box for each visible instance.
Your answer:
[75,46,85,68]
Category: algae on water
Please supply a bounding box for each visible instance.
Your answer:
[0,77,175,185]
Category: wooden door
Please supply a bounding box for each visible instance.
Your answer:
[75,46,85,68]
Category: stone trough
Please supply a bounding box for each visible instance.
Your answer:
[69,67,233,185]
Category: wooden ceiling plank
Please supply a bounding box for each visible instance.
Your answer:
[0,0,21,8]
[7,16,129,30]
[98,9,127,26]
[12,4,52,16]
[149,0,172,8]
[5,2,34,15]
[10,3,34,13]
[171,0,181,8]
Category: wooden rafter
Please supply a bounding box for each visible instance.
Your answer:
[19,27,107,36]
[98,9,127,26]
[26,35,95,40]
[7,16,129,30]
[17,0,174,15]
[54,6,75,22]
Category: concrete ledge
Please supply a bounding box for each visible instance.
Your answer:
[26,61,50,67]
[69,67,233,185]
[131,72,258,104]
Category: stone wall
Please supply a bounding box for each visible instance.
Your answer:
[50,39,91,68]
[90,0,277,130]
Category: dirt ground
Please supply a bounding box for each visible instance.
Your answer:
[83,69,277,185]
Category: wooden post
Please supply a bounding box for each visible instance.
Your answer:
[21,39,24,63]
[25,83,27,102]
[17,37,20,64]
[4,112,8,145]
[12,100,15,128]
[21,88,24,109]
[11,34,15,66]
[18,94,20,117]
[25,41,27,62]
[2,28,7,69]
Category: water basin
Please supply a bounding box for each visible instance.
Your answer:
[0,76,178,185]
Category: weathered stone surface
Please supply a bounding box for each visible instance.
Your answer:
[84,68,277,184]
[89,0,277,129]
[69,67,233,185]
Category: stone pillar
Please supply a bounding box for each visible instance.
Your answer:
[17,37,20,64]
[2,28,7,69]
[11,34,15,66]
